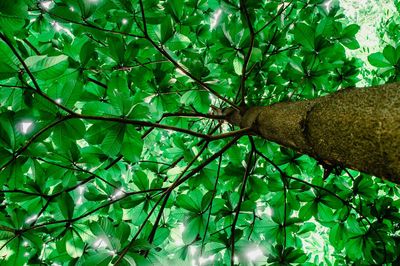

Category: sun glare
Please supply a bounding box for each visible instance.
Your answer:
[245,246,264,261]
[93,237,108,249]
[40,0,53,10]
[210,9,222,30]
[18,120,33,135]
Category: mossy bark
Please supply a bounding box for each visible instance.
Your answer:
[237,82,400,184]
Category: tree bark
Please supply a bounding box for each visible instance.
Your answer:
[230,82,400,184]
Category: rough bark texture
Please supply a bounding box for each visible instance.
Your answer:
[235,82,400,184]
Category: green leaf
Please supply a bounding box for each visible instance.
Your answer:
[166,0,184,20]
[0,0,28,34]
[153,227,170,246]
[101,125,125,157]
[85,186,109,201]
[297,222,316,235]
[25,55,69,80]
[7,238,27,265]
[159,18,174,43]
[293,23,315,50]
[0,40,19,79]
[107,72,130,114]
[0,14,26,35]
[0,160,23,189]
[341,24,360,38]
[320,194,343,209]
[180,90,211,113]
[0,112,17,149]
[53,119,86,150]
[285,247,308,263]
[0,1,28,17]
[58,192,75,219]
[383,45,397,65]
[80,41,95,66]
[233,57,243,75]
[176,194,200,213]
[108,36,125,64]
[90,218,114,248]
[353,175,377,199]
[368,52,392,67]
[86,122,113,145]
[84,251,113,265]
[50,5,81,22]
[182,216,201,244]
[121,126,143,163]
[65,229,85,258]
[299,202,317,220]
[0,60,17,79]
[82,101,119,116]
[249,176,268,194]
[329,222,347,249]
[78,0,100,18]
[167,33,191,51]
[345,235,364,260]
[341,38,360,50]
[317,203,334,221]
[50,71,84,108]
[133,170,149,190]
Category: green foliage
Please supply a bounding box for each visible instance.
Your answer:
[368,45,400,81]
[0,0,398,265]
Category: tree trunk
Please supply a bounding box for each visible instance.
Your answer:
[230,82,400,184]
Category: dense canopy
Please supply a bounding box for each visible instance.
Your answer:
[0,0,400,265]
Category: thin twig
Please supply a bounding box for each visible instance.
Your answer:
[201,155,222,254]
[23,39,41,55]
[139,0,148,35]
[0,116,72,172]
[0,84,31,89]
[74,113,251,141]
[21,188,166,232]
[87,77,107,88]
[146,141,210,251]
[254,148,388,262]
[255,0,294,35]
[136,1,239,110]
[230,143,254,266]
[238,0,255,104]
[47,11,144,39]
[115,136,242,264]
[0,34,75,115]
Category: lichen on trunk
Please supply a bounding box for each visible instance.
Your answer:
[233,82,400,183]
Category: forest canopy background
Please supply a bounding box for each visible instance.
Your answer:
[0,0,400,265]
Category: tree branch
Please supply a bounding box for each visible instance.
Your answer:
[0,84,31,89]
[74,113,251,141]
[230,142,254,266]
[0,33,75,115]
[22,39,41,55]
[201,155,222,254]
[141,112,226,138]
[115,135,242,264]
[238,0,255,104]
[22,188,166,232]
[0,116,72,172]
[47,11,145,39]
[255,0,294,35]
[146,140,210,254]
[139,0,148,35]
[84,60,168,73]
[254,148,388,263]
[87,77,107,88]
[135,1,240,110]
